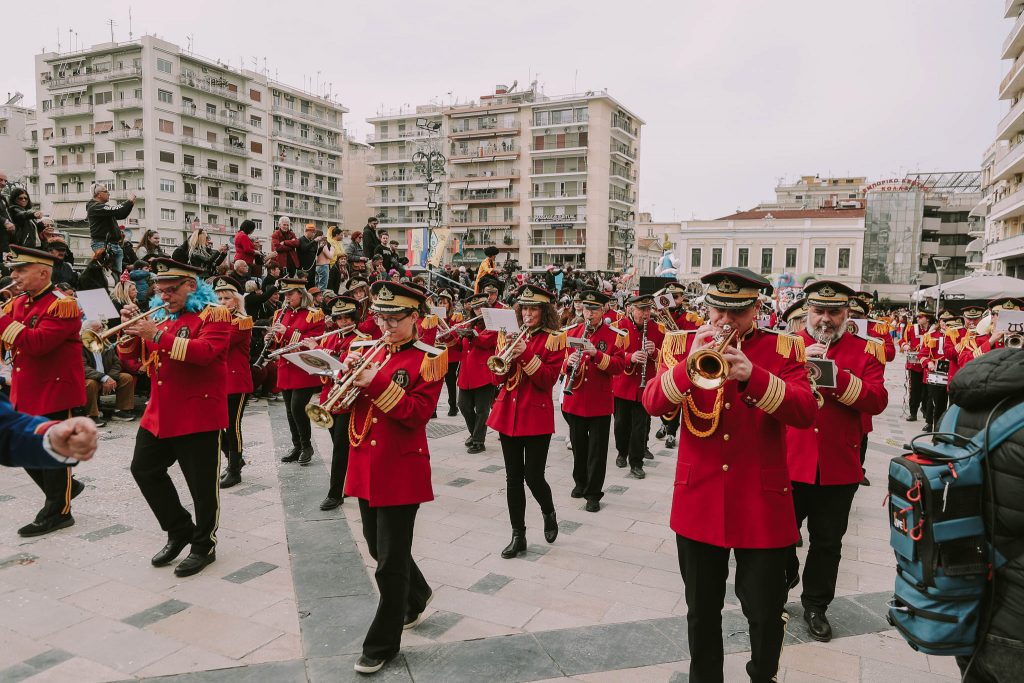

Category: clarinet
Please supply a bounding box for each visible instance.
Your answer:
[562,321,594,397]
[638,320,650,389]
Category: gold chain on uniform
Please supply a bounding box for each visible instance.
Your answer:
[348,405,375,447]
[681,388,724,438]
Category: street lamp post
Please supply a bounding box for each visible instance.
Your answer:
[932,256,950,316]
[412,118,446,290]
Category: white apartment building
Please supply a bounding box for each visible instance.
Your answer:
[21,35,347,258]
[758,175,867,211]
[341,133,373,237]
[0,99,35,176]
[366,84,642,272]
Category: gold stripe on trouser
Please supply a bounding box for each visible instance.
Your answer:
[61,408,72,515]
[233,394,247,452]
[773,610,790,682]
[210,431,222,552]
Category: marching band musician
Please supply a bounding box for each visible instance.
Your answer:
[342,281,447,674]
[274,278,326,465]
[899,311,933,423]
[214,278,254,489]
[665,282,703,330]
[0,245,86,537]
[785,281,888,643]
[560,290,627,512]
[953,304,987,369]
[486,284,566,559]
[612,293,665,479]
[642,267,816,683]
[347,277,381,340]
[456,293,498,454]
[118,258,232,577]
[847,296,891,487]
[782,297,808,334]
[435,291,463,417]
[920,310,963,433]
[958,298,1023,363]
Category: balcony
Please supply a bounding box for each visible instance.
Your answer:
[367,129,431,143]
[274,181,341,200]
[611,145,637,161]
[998,95,1024,140]
[181,136,250,158]
[530,167,588,178]
[180,165,244,183]
[109,97,143,111]
[52,191,92,202]
[530,215,585,225]
[611,118,638,138]
[52,133,94,147]
[271,104,345,131]
[448,125,521,139]
[992,139,1024,182]
[990,185,1024,222]
[449,191,519,204]
[49,103,93,118]
[450,144,519,162]
[47,65,141,89]
[283,205,340,221]
[368,154,414,165]
[51,162,96,175]
[530,143,587,155]
[181,105,259,133]
[368,196,429,207]
[272,129,343,152]
[609,168,638,183]
[373,217,428,227]
[179,73,240,101]
[530,114,589,129]
[273,154,343,176]
[21,166,39,179]
[528,236,587,247]
[530,191,586,201]
[450,218,519,227]
[1001,52,1024,99]
[609,190,636,204]
[20,136,39,150]
[1008,0,1024,19]
[108,158,145,172]
[368,174,421,185]
[111,128,144,142]
[985,231,1024,261]
[1004,7,1024,60]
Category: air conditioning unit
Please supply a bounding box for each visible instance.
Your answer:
[78,146,86,153]
[69,176,80,182]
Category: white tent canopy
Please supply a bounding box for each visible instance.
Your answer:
[911,274,1024,302]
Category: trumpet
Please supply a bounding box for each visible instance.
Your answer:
[685,325,737,391]
[306,333,391,429]
[436,315,482,343]
[1006,332,1024,349]
[264,324,356,362]
[81,305,168,352]
[0,282,21,298]
[487,324,530,375]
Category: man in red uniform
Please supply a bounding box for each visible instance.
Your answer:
[456,293,498,454]
[561,290,626,512]
[612,294,665,479]
[642,267,816,683]
[953,304,988,368]
[654,283,701,450]
[847,297,891,486]
[785,281,887,642]
[959,298,1022,363]
[921,310,963,432]
[899,311,932,422]
[435,291,462,416]
[213,278,254,489]
[342,281,446,674]
[0,245,86,536]
[118,259,232,576]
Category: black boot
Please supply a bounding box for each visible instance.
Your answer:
[543,511,558,543]
[281,445,301,462]
[501,529,527,559]
[220,451,243,489]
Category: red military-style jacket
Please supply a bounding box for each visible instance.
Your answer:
[225,314,255,395]
[612,317,666,402]
[867,321,896,362]
[921,328,962,386]
[117,305,232,438]
[787,330,888,486]
[861,330,890,435]
[417,314,440,347]
[274,306,326,390]
[901,323,927,372]
[957,332,1004,367]
[487,328,566,436]
[642,326,817,549]
[0,286,85,415]
[344,338,446,506]
[457,323,498,390]
[438,312,464,363]
[560,320,627,418]
[673,309,703,331]
[317,328,368,408]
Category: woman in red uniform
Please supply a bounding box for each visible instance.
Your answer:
[214,278,254,488]
[435,291,463,416]
[486,284,566,559]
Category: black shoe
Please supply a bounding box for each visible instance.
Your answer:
[320,496,343,511]
[112,410,135,421]
[629,466,646,480]
[220,468,241,488]
[281,446,301,463]
[354,654,394,674]
[17,513,74,538]
[543,511,558,543]
[151,537,190,566]
[924,423,933,433]
[803,609,832,642]
[174,551,216,577]
[298,445,314,465]
[665,435,676,449]
[448,408,458,416]
[796,532,804,548]
[464,436,474,447]
[906,415,918,422]
[644,448,654,460]
[466,442,485,454]
[71,479,85,500]
[501,530,527,559]
[860,476,871,487]
[89,415,107,428]
[585,500,600,513]
[615,455,627,468]
[656,427,666,440]
[403,591,434,630]
[570,487,584,499]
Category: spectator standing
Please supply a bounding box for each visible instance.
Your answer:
[130,261,152,305]
[136,229,165,260]
[233,220,258,266]
[296,224,320,279]
[47,242,79,288]
[361,217,380,262]
[7,188,42,248]
[0,171,13,254]
[346,231,365,260]
[172,228,228,276]
[86,183,134,272]
[314,233,334,292]
[271,217,300,276]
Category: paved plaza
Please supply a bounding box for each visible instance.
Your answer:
[0,355,964,682]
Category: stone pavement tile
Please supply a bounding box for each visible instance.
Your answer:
[89,551,192,594]
[60,579,167,621]
[131,645,238,678]
[572,661,687,682]
[536,621,681,676]
[557,508,636,532]
[123,659,307,682]
[435,511,515,536]
[411,610,463,640]
[474,552,580,588]
[0,648,73,683]
[246,521,289,543]
[430,584,541,628]
[927,653,963,677]
[147,606,282,659]
[523,608,594,632]
[289,550,369,602]
[600,602,675,624]
[16,536,123,570]
[600,543,680,572]
[779,642,860,683]
[632,566,683,593]
[495,579,611,622]
[433,615,522,642]
[0,555,110,599]
[417,557,488,590]
[778,669,844,682]
[859,656,960,682]
[626,520,675,540]
[221,560,278,584]
[0,588,91,638]
[44,615,183,675]
[299,594,378,659]
[165,575,285,618]
[0,625,52,669]
[566,572,682,612]
[451,528,519,555]
[404,633,562,681]
[19,655,126,683]
[534,547,641,582]
[247,598,300,635]
[238,633,302,665]
[413,536,490,566]
[305,653,413,683]
[814,632,931,672]
[414,520,472,544]
[468,572,512,595]
[122,599,191,628]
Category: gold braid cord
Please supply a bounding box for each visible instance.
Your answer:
[681,388,725,438]
[348,404,375,447]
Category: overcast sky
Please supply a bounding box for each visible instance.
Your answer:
[3,1,1006,219]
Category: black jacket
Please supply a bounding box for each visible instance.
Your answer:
[948,349,1024,639]
[82,345,123,381]
[297,236,319,271]
[362,226,380,263]
[51,260,78,288]
[0,196,10,254]
[86,199,134,244]
[171,244,227,276]
[8,205,39,248]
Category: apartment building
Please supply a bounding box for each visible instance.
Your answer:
[341,132,373,236]
[758,175,867,211]
[366,84,642,272]
[0,99,35,178]
[22,35,347,258]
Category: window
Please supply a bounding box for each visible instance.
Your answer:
[157,89,173,104]
[94,91,112,105]
[183,154,195,167]
[158,119,174,134]
[250,141,263,154]
[135,149,145,160]
[183,125,194,137]
[159,178,175,192]
[250,115,262,129]
[251,192,263,205]
[838,248,851,269]
[690,248,702,269]
[249,89,261,102]
[711,247,722,268]
[95,152,114,164]
[45,183,55,195]
[160,208,175,221]
[813,248,826,269]
[738,248,749,268]
[250,166,263,179]
[157,58,172,74]
[159,150,175,164]
[785,247,797,268]
[760,248,773,275]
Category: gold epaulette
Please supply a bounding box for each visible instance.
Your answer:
[452,312,464,323]
[232,315,253,331]
[355,330,371,340]
[764,329,805,363]
[865,338,887,365]
[685,311,704,326]
[306,308,325,324]
[656,322,666,334]
[614,326,629,349]
[199,304,232,323]
[46,296,81,319]
[660,330,692,368]
[420,314,439,330]
[419,345,449,382]
[1,297,16,316]
[545,329,567,352]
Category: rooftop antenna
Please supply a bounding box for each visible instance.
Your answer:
[57,27,61,53]
[128,6,133,40]
[573,69,578,93]
[186,34,193,53]
[107,19,117,43]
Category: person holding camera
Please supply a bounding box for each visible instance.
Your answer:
[86,184,134,273]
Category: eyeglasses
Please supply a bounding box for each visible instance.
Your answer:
[154,281,187,296]
[372,313,412,327]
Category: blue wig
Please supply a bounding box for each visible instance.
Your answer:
[147,278,219,322]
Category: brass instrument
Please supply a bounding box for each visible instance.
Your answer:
[685,324,737,391]
[486,324,530,375]
[652,293,679,332]
[264,324,356,362]
[806,324,833,408]
[306,333,392,429]
[0,282,21,297]
[562,321,594,397]
[81,305,169,352]
[436,315,482,343]
[1006,333,1024,349]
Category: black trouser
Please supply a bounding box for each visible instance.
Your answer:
[924,383,949,427]
[677,535,790,683]
[786,481,859,612]
[24,409,77,520]
[458,384,495,445]
[499,433,554,531]
[222,392,248,454]
[357,498,431,660]
[957,633,1024,682]
[907,369,924,418]
[859,434,868,471]
[563,411,611,502]
[283,386,318,449]
[613,397,650,467]
[327,413,351,500]
[443,362,460,413]
[130,428,220,555]
[660,409,680,437]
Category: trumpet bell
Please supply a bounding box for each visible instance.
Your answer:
[686,348,729,391]
[81,329,108,353]
[487,356,510,375]
[304,403,335,429]
[1006,333,1024,349]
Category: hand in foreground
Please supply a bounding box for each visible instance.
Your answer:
[47,417,98,461]
[120,303,141,322]
[352,362,379,388]
[721,346,752,383]
[804,342,828,359]
[127,318,159,341]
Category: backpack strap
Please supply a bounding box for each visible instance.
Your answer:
[965,400,1024,454]
[938,405,961,433]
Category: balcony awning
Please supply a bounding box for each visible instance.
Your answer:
[51,204,76,221]
[969,199,988,218]
[466,180,490,190]
[965,238,985,253]
[449,181,469,190]
[93,121,114,133]
[486,178,511,189]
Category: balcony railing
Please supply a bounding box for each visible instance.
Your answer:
[52,133,95,146]
[1004,7,1024,59]
[370,196,430,206]
[611,145,637,160]
[47,65,141,89]
[179,165,245,182]
[52,191,93,202]
[450,169,520,181]
[450,218,519,226]
[181,136,251,158]
[530,142,587,152]
[108,158,145,172]
[369,174,420,183]
[611,118,638,137]
[109,97,144,111]
[271,104,345,130]
[450,144,519,159]
[273,129,343,152]
[450,191,519,202]
[531,114,589,127]
[179,73,241,100]
[111,128,144,142]
[530,191,586,200]
[50,163,96,174]
[20,136,39,149]
[530,166,588,176]
[449,125,521,138]
[609,190,636,203]
[527,236,587,246]
[49,103,94,118]
[366,130,431,143]
[993,139,1024,181]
